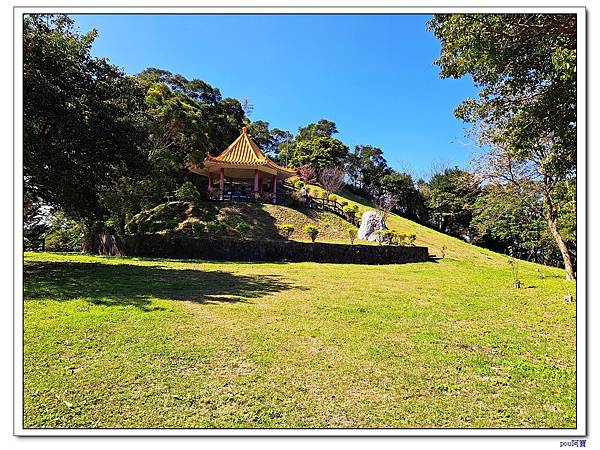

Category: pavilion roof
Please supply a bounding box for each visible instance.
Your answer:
[202,127,296,176]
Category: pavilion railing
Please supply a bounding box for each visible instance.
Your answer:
[204,188,359,226]
[292,194,360,227]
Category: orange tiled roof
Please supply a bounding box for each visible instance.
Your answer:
[205,127,295,175]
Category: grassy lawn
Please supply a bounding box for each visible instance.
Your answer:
[23,250,576,428]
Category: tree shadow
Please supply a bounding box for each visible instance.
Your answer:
[24,260,305,311]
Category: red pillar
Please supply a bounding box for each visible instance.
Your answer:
[219,167,224,200]
[259,177,263,192]
[272,174,277,204]
[208,171,213,194]
[254,169,259,192]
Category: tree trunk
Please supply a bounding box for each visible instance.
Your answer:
[544,193,576,281]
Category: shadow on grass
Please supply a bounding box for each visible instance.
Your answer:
[24,260,305,310]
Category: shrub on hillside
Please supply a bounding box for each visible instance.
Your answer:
[343,204,359,220]
[191,220,205,236]
[206,221,228,237]
[390,231,417,246]
[303,224,320,243]
[175,181,201,204]
[383,229,395,244]
[372,230,385,245]
[347,226,358,245]
[234,220,252,239]
[278,224,295,240]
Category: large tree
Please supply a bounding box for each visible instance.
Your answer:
[471,182,562,266]
[424,168,481,238]
[290,136,349,171]
[428,13,577,280]
[347,145,390,192]
[134,68,246,206]
[24,14,148,221]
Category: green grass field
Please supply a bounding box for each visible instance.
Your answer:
[23,234,576,427]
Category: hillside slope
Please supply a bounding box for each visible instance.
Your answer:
[131,190,567,277]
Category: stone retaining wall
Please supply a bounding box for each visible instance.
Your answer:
[91,234,429,265]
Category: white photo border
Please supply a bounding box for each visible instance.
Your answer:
[13,1,587,437]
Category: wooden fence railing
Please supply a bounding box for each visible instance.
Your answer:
[294,194,360,227]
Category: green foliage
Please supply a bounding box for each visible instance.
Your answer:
[303,224,320,243]
[372,230,385,245]
[343,204,359,215]
[43,211,84,252]
[319,190,329,199]
[379,172,427,220]
[23,14,148,221]
[392,231,417,247]
[294,180,305,189]
[290,136,349,170]
[278,224,295,240]
[234,220,252,239]
[295,119,338,143]
[339,199,348,207]
[205,221,228,237]
[347,226,358,245]
[190,220,205,236]
[471,183,561,266]
[424,168,480,237]
[346,144,390,193]
[175,181,201,204]
[246,120,292,157]
[428,14,576,279]
[128,201,188,234]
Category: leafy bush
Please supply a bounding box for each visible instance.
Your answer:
[44,211,84,252]
[206,221,228,236]
[372,230,385,245]
[234,220,252,239]
[126,221,138,234]
[190,220,205,236]
[383,229,396,245]
[347,226,358,244]
[175,181,201,204]
[303,224,320,242]
[129,201,189,234]
[166,218,179,230]
[278,223,295,239]
[404,232,417,246]
[391,231,417,246]
[343,204,359,220]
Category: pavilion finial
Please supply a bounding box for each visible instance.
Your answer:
[242,126,247,134]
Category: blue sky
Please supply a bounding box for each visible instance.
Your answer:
[73,14,479,179]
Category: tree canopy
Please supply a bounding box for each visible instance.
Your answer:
[428,13,577,279]
[24,14,147,221]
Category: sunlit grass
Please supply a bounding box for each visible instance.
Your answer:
[24,250,575,428]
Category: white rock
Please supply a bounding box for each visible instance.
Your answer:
[358,210,387,242]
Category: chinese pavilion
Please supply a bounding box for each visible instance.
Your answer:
[188,127,296,203]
